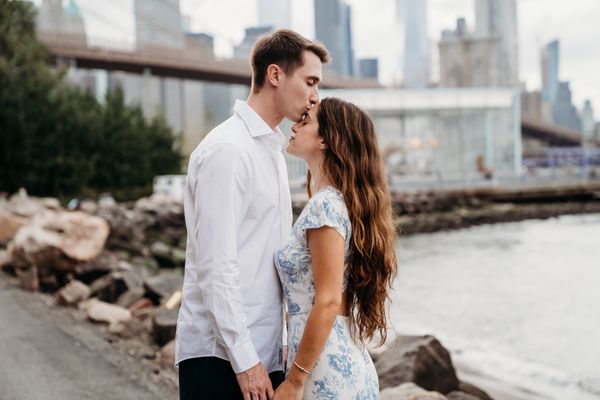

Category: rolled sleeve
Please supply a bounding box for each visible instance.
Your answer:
[190,143,259,373]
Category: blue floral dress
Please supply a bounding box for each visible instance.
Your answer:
[275,186,380,399]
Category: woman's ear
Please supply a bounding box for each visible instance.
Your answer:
[266,64,281,87]
[318,139,327,150]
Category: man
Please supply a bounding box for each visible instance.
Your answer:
[176,29,329,400]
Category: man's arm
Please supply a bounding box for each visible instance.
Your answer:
[192,143,274,399]
[192,143,259,372]
[192,143,275,399]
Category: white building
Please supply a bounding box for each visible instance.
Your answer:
[320,88,522,187]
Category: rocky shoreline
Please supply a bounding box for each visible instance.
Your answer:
[1,189,598,399]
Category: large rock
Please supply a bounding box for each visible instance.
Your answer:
[0,208,26,244]
[157,339,176,369]
[5,210,110,290]
[150,241,186,268]
[456,382,493,400]
[4,190,58,218]
[375,335,460,394]
[81,298,131,326]
[446,392,481,400]
[380,382,447,400]
[8,210,109,268]
[74,251,121,283]
[89,267,148,303]
[55,280,91,306]
[144,272,182,305]
[0,250,11,269]
[108,317,148,338]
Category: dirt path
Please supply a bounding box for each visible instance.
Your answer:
[0,274,178,400]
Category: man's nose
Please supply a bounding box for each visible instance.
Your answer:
[291,123,299,133]
[309,87,320,105]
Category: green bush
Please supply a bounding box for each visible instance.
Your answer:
[0,0,182,201]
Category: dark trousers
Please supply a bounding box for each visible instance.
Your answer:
[179,357,284,400]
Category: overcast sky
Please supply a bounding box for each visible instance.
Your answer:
[46,0,600,118]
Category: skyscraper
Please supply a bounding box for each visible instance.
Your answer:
[314,0,355,76]
[358,58,379,80]
[258,0,291,29]
[134,0,185,50]
[541,40,560,104]
[37,0,86,45]
[233,26,273,61]
[580,100,595,139]
[399,0,430,88]
[439,18,502,87]
[553,82,582,132]
[474,0,519,86]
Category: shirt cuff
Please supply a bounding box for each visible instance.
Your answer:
[227,339,260,373]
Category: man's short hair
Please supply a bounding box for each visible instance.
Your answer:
[250,29,329,90]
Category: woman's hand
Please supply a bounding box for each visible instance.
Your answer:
[273,378,304,400]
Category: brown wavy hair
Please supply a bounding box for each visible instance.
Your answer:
[307,97,398,345]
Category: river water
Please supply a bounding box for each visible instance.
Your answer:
[390,213,600,399]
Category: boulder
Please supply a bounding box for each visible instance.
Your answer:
[153,308,178,346]
[5,190,50,218]
[0,208,26,244]
[8,211,109,274]
[144,272,182,304]
[55,280,91,306]
[157,339,176,369]
[115,287,146,308]
[447,392,481,400]
[81,298,131,326]
[15,265,39,291]
[150,241,173,267]
[0,250,11,269]
[74,251,120,283]
[380,382,447,400]
[89,267,148,303]
[108,317,148,338]
[93,204,149,254]
[456,382,493,400]
[128,298,155,316]
[375,335,459,394]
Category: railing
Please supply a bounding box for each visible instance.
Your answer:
[522,147,600,181]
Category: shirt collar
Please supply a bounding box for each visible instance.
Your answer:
[234,100,281,138]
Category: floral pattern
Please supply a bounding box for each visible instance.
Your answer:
[275,186,379,399]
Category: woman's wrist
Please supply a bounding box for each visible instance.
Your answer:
[288,364,309,387]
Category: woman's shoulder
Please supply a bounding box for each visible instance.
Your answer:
[308,186,347,213]
[300,186,350,236]
[295,186,351,242]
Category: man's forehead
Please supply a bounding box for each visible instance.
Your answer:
[298,52,323,77]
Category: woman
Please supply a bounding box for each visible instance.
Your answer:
[274,97,398,399]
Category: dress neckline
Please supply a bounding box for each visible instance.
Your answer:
[313,185,341,196]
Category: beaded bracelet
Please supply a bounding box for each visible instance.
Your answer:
[293,360,310,374]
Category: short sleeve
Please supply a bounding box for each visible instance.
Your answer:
[299,189,350,246]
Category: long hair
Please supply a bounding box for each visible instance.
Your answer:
[308,97,398,345]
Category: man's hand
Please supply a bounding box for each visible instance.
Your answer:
[236,362,274,400]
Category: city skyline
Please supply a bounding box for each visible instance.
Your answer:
[31,0,600,118]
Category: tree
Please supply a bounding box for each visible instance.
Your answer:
[0,0,182,200]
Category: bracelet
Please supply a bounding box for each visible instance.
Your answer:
[293,360,310,374]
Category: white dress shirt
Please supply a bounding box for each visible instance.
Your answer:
[175,100,293,374]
